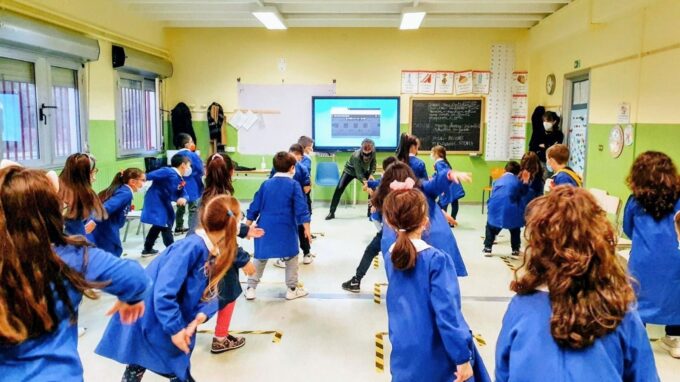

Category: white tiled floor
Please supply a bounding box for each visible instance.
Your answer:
[78,204,679,381]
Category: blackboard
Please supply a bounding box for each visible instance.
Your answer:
[409,97,485,153]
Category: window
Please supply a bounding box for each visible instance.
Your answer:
[116,74,161,157]
[0,54,85,166]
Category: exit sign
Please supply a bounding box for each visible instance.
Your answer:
[574,59,581,69]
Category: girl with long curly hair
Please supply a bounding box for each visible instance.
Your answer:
[496,186,659,381]
[623,151,680,358]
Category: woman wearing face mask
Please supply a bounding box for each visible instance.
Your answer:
[326,138,377,220]
[529,108,564,173]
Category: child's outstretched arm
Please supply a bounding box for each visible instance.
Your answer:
[246,188,264,225]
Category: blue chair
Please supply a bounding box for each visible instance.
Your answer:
[315,162,340,187]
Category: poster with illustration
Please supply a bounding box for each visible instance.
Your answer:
[512,71,528,95]
[418,71,435,94]
[435,71,454,94]
[472,71,491,94]
[454,71,473,95]
[401,71,419,94]
[568,107,588,176]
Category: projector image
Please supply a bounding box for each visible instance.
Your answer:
[330,107,381,137]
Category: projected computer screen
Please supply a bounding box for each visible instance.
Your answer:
[312,97,400,151]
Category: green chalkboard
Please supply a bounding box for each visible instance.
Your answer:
[410,97,485,153]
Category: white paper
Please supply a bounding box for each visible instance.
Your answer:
[228,110,246,129]
[454,71,473,95]
[485,43,515,161]
[617,102,631,124]
[511,95,528,118]
[435,72,454,94]
[241,110,259,130]
[401,71,418,94]
[472,71,490,94]
[512,71,528,95]
[418,71,436,94]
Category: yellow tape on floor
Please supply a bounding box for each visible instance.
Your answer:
[373,282,388,304]
[373,256,380,269]
[198,329,283,343]
[375,331,388,373]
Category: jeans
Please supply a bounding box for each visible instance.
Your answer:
[144,225,174,252]
[355,230,383,280]
[329,173,358,215]
[248,257,299,290]
[441,200,460,219]
[122,365,194,382]
[484,223,521,252]
[175,200,199,233]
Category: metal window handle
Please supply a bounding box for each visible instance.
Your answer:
[39,103,57,125]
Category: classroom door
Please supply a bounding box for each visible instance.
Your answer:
[566,78,589,179]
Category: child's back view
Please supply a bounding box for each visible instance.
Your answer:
[246,152,311,300]
[484,161,527,258]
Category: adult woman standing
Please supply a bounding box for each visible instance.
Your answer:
[528,107,564,167]
[325,138,376,220]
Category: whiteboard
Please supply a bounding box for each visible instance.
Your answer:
[237,83,336,155]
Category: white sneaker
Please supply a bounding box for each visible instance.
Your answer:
[78,327,87,337]
[660,335,680,358]
[273,259,286,268]
[244,287,256,300]
[303,254,314,264]
[285,287,309,300]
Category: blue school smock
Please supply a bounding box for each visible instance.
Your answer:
[246,174,310,260]
[301,154,312,174]
[551,167,582,187]
[623,196,680,325]
[434,160,465,207]
[141,167,188,228]
[409,154,428,181]
[87,185,134,257]
[385,240,490,382]
[380,170,468,277]
[269,162,311,191]
[176,149,204,203]
[518,176,544,226]
[487,173,526,229]
[95,234,219,381]
[0,245,150,382]
[218,224,252,307]
[495,291,659,382]
[64,218,86,236]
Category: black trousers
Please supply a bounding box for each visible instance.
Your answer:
[298,225,311,255]
[123,364,193,382]
[355,230,383,280]
[667,325,680,336]
[144,225,174,251]
[329,173,358,215]
[441,200,460,219]
[484,223,521,252]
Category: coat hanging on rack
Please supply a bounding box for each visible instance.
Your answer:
[207,102,225,144]
[171,102,196,149]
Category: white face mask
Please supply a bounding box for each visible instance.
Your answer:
[184,166,193,177]
[544,121,554,131]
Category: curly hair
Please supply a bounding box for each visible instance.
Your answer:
[512,186,635,349]
[626,151,680,220]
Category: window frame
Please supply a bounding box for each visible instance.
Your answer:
[0,46,88,168]
[114,71,162,159]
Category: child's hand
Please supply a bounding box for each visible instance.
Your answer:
[177,198,187,206]
[444,212,458,227]
[304,225,313,244]
[171,328,191,354]
[106,300,145,324]
[186,313,206,337]
[242,261,256,276]
[519,170,531,184]
[247,223,265,239]
[245,219,253,227]
[303,185,312,194]
[84,220,97,234]
[448,171,472,184]
[454,362,473,382]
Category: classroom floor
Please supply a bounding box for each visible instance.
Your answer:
[78,204,679,381]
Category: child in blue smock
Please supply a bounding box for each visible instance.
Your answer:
[396,133,428,181]
[59,153,106,236]
[245,152,312,301]
[381,187,490,382]
[518,152,545,217]
[0,166,150,382]
[431,145,465,221]
[140,154,191,257]
[88,168,146,257]
[623,151,680,358]
[483,161,529,258]
[96,195,244,382]
[496,186,659,382]
[546,144,582,189]
[174,133,205,235]
[371,161,470,277]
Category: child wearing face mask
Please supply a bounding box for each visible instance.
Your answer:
[140,154,190,257]
[174,133,205,236]
[87,168,146,257]
[546,144,582,189]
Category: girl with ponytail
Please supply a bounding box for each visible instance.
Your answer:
[382,188,489,382]
[88,168,146,257]
[96,195,243,382]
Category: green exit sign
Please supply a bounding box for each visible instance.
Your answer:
[574,59,581,69]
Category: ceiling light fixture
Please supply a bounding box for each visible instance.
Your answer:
[400,7,426,30]
[252,6,287,30]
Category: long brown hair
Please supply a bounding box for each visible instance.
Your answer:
[370,161,420,213]
[59,153,105,221]
[200,194,240,300]
[202,153,235,201]
[431,145,451,168]
[98,168,144,202]
[0,166,105,345]
[520,151,543,181]
[513,186,634,349]
[382,189,428,270]
[626,151,680,220]
[395,133,418,163]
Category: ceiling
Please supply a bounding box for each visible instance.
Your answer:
[120,0,572,28]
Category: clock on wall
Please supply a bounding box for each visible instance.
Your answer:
[546,73,556,95]
[609,124,624,158]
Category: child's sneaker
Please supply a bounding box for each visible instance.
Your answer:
[273,259,286,268]
[660,335,680,358]
[141,249,159,258]
[244,287,256,300]
[341,276,361,293]
[286,287,309,300]
[510,250,521,259]
[211,335,246,354]
[303,254,314,264]
[78,327,87,337]
[482,248,492,257]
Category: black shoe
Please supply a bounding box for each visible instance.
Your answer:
[325,213,335,220]
[341,276,361,293]
[511,250,521,258]
[141,249,159,258]
[482,248,492,257]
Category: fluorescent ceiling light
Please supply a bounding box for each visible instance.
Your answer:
[252,6,287,30]
[400,7,426,30]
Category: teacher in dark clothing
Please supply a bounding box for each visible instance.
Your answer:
[529,107,564,164]
[326,138,377,220]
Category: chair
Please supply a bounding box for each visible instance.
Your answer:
[122,209,145,242]
[315,162,340,189]
[588,188,631,249]
[481,167,506,214]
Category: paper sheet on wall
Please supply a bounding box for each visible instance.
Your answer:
[472,71,490,94]
[511,95,528,118]
[454,71,473,95]
[418,72,435,94]
[485,44,515,161]
[568,108,588,175]
[401,71,418,94]
[512,71,528,95]
[435,72,454,94]
[228,110,246,129]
